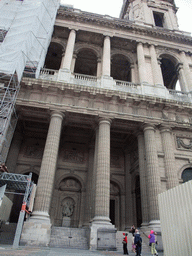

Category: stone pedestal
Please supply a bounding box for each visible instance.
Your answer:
[20,212,51,246]
[90,222,116,251]
[58,68,71,82]
[62,216,71,227]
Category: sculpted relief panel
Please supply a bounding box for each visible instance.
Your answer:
[176,137,192,151]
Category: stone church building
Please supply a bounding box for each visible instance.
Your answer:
[4,0,192,249]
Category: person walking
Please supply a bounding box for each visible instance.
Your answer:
[148,230,158,256]
[134,229,142,256]
[122,233,129,255]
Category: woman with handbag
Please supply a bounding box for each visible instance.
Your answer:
[122,233,129,255]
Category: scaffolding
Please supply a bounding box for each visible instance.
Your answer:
[0,0,60,164]
[0,172,34,248]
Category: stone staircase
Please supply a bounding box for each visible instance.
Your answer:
[116,231,151,254]
[0,222,17,245]
[49,227,89,249]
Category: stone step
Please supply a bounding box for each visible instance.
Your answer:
[116,230,151,254]
[49,227,89,249]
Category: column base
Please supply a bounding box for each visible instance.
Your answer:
[101,75,114,89]
[58,68,71,82]
[90,216,116,251]
[149,220,161,232]
[20,211,51,246]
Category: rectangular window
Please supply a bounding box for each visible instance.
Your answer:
[153,12,164,27]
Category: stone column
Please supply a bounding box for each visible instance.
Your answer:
[32,111,64,219]
[130,64,136,83]
[143,123,161,231]
[137,42,147,83]
[90,119,116,251]
[180,51,192,91]
[160,125,179,189]
[177,63,188,92]
[70,53,77,73]
[102,36,111,77]
[60,29,76,70]
[91,128,99,218]
[97,58,102,77]
[93,118,111,223]
[149,45,164,86]
[21,111,64,246]
[137,132,149,227]
[58,29,76,82]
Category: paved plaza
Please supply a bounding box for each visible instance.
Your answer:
[0,246,164,256]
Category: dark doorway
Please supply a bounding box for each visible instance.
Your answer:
[135,176,142,227]
[110,199,115,225]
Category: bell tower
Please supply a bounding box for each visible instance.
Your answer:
[120,0,179,31]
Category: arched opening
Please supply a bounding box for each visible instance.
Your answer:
[111,54,131,82]
[181,168,192,183]
[135,175,142,227]
[57,177,82,227]
[160,57,178,90]
[44,42,63,70]
[74,49,97,76]
[110,181,120,229]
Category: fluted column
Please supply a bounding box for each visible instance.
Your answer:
[102,36,111,77]
[91,128,99,218]
[149,45,164,86]
[93,118,111,223]
[160,126,178,189]
[143,124,161,227]
[32,111,64,220]
[137,132,149,226]
[60,29,76,70]
[137,42,147,83]
[180,51,192,91]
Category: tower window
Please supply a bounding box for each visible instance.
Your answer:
[153,12,164,27]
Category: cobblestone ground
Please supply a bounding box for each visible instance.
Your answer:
[0,246,164,256]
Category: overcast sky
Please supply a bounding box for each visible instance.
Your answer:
[60,0,192,34]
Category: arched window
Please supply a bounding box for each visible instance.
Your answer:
[74,49,97,76]
[160,57,178,90]
[44,42,63,70]
[111,54,131,82]
[181,168,192,183]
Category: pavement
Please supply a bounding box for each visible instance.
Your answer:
[0,246,164,256]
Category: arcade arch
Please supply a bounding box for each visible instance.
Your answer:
[44,42,63,70]
[111,54,131,82]
[74,48,98,76]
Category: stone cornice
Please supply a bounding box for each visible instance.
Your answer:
[57,7,192,45]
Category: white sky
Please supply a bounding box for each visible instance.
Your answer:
[60,0,192,34]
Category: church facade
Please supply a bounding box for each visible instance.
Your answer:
[5,0,192,249]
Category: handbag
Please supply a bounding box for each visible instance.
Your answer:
[149,242,151,246]
[122,240,126,244]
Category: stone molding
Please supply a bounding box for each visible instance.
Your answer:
[57,8,192,45]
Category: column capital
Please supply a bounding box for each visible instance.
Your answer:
[142,123,156,132]
[50,110,65,120]
[98,117,112,126]
[159,125,172,134]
